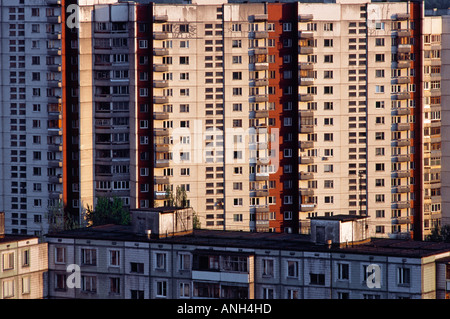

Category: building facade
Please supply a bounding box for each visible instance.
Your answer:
[0,213,48,299]
[45,213,450,299]
[0,0,445,241]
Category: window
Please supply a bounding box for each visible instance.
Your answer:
[282,23,292,32]
[81,276,97,293]
[155,253,167,270]
[22,249,30,267]
[310,273,325,285]
[262,258,274,277]
[324,39,333,47]
[375,54,385,62]
[179,56,189,65]
[397,267,410,286]
[109,277,120,294]
[287,261,298,278]
[232,40,242,48]
[130,262,144,273]
[2,252,14,270]
[337,263,349,280]
[55,247,65,264]
[81,248,97,266]
[156,280,168,298]
[109,250,120,267]
[179,282,190,298]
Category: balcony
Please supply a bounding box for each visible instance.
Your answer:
[299,94,314,102]
[395,13,410,20]
[255,174,269,181]
[252,189,269,197]
[155,159,169,168]
[154,128,169,136]
[154,192,167,200]
[392,108,410,116]
[253,95,268,103]
[393,138,410,147]
[393,123,410,131]
[155,145,169,152]
[299,78,314,86]
[299,31,314,39]
[48,160,63,168]
[153,48,169,56]
[48,128,62,136]
[254,63,269,71]
[252,14,268,21]
[392,216,413,225]
[47,49,62,56]
[153,80,168,88]
[47,0,61,5]
[153,32,169,40]
[396,30,411,38]
[393,201,411,209]
[299,47,314,55]
[48,144,63,152]
[154,176,169,184]
[393,170,411,178]
[47,15,61,23]
[298,62,314,70]
[48,64,62,72]
[299,140,313,149]
[300,204,315,212]
[252,31,269,39]
[153,96,169,104]
[394,92,410,100]
[397,61,411,69]
[298,14,313,22]
[154,64,169,72]
[394,185,411,193]
[394,154,410,162]
[253,48,268,55]
[299,172,314,180]
[154,112,169,120]
[48,80,62,88]
[254,79,268,87]
[394,77,410,84]
[153,15,168,22]
[398,44,412,53]
[255,206,269,213]
[48,32,62,40]
[299,188,314,196]
[48,175,63,184]
[299,156,314,164]
[299,125,314,133]
[253,109,269,118]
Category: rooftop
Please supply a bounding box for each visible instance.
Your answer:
[46,224,450,259]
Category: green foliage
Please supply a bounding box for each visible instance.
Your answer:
[192,211,201,229]
[165,186,189,208]
[426,224,450,242]
[85,196,130,227]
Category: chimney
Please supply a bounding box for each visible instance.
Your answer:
[0,212,5,238]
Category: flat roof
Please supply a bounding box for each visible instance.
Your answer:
[46,225,450,258]
[308,214,369,222]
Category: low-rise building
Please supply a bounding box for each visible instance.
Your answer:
[0,213,48,299]
[46,210,450,299]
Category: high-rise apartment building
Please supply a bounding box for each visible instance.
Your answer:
[0,0,444,241]
[0,0,66,236]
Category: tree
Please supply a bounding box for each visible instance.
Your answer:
[85,196,130,227]
[47,200,79,233]
[426,224,450,242]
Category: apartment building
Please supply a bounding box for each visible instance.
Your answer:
[0,213,49,299]
[0,0,443,241]
[0,0,67,236]
[45,210,450,299]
